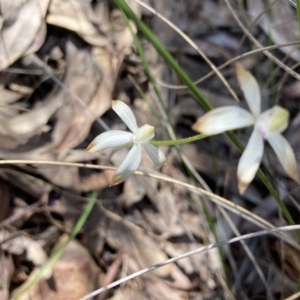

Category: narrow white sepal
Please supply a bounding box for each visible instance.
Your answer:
[236,62,261,117]
[86,131,133,152]
[112,100,138,133]
[237,130,264,194]
[144,143,166,167]
[111,144,142,185]
[192,106,255,135]
[266,133,299,182]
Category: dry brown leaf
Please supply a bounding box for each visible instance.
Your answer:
[53,3,137,149]
[109,288,146,300]
[5,94,62,138]
[23,22,47,57]
[46,0,108,47]
[9,83,34,95]
[0,169,50,202]
[169,263,195,290]
[0,250,14,300]
[0,38,108,189]
[0,107,19,125]
[78,170,113,192]
[163,241,208,274]
[145,276,188,300]
[144,205,207,240]
[104,218,171,278]
[162,240,219,291]
[51,40,99,148]
[122,175,148,206]
[0,150,102,191]
[0,1,137,190]
[13,236,101,300]
[0,230,49,276]
[140,186,187,239]
[58,47,117,149]
[97,255,122,300]
[40,165,81,189]
[85,205,172,278]
[63,149,101,163]
[47,0,140,48]
[0,89,24,104]
[125,256,190,300]
[0,0,49,70]
[0,40,98,155]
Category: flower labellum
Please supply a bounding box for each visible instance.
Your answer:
[87,100,166,186]
[192,63,298,193]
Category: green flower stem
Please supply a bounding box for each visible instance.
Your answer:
[114,0,299,234]
[151,134,207,146]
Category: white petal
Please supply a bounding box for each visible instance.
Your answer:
[237,130,264,194]
[236,62,261,117]
[110,144,142,186]
[266,133,299,182]
[144,143,166,167]
[192,106,255,135]
[112,100,138,133]
[134,124,155,143]
[255,105,289,137]
[86,131,133,152]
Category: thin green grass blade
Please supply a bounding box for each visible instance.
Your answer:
[119,6,227,270]
[114,0,298,232]
[120,7,175,138]
[13,191,98,300]
[296,0,300,35]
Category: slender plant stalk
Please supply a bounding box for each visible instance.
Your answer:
[296,0,300,36]
[114,0,298,231]
[121,6,175,137]
[13,191,98,300]
[151,134,207,146]
[120,7,225,267]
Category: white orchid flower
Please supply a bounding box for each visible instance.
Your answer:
[192,63,298,193]
[86,100,166,186]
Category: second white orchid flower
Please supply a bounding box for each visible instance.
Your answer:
[87,100,166,186]
[192,63,298,193]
